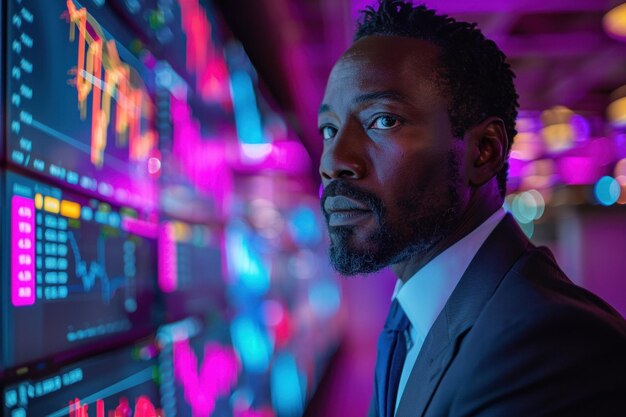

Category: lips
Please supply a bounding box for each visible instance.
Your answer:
[324,196,372,226]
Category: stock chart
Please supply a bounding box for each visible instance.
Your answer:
[2,171,157,369]
[3,340,163,417]
[1,1,341,415]
[6,0,159,211]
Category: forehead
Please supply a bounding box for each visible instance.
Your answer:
[323,36,443,107]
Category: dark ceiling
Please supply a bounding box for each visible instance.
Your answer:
[215,0,626,171]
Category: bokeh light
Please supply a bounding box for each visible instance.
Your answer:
[308,280,341,319]
[288,205,322,246]
[594,176,620,206]
[603,3,626,42]
[540,106,575,152]
[617,175,626,205]
[270,353,306,417]
[507,190,546,224]
[231,315,273,373]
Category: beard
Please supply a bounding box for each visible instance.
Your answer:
[320,152,463,276]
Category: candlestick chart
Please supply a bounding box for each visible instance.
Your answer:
[65,0,155,168]
[5,0,158,211]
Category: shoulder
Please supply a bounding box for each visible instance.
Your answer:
[447,246,626,416]
[480,243,625,328]
[472,244,626,365]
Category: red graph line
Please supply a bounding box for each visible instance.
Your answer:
[68,396,163,417]
[65,1,156,168]
[177,0,231,102]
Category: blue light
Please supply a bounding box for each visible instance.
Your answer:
[270,352,306,417]
[308,280,341,319]
[594,176,620,206]
[226,222,270,295]
[511,193,536,224]
[231,70,265,145]
[230,316,272,373]
[518,220,534,239]
[288,206,322,246]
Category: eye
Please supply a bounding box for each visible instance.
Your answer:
[371,115,400,130]
[320,125,338,140]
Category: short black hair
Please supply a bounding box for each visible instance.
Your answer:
[355,0,519,198]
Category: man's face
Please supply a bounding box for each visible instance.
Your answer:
[318,36,471,275]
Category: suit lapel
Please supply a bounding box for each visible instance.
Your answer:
[396,214,530,417]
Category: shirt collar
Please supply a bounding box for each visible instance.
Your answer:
[392,208,506,340]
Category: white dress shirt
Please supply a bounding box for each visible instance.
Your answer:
[393,208,506,412]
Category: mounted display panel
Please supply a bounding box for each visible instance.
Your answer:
[5,0,159,212]
[1,170,158,371]
[2,339,163,417]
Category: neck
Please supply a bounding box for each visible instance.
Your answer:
[391,187,502,283]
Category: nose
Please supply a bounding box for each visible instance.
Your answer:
[319,123,366,183]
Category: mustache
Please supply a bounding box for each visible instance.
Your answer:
[320,180,384,220]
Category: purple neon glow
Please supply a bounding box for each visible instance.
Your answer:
[170,94,233,216]
[158,223,178,293]
[173,338,240,417]
[235,140,312,174]
[558,156,598,185]
[121,216,159,239]
[12,195,36,307]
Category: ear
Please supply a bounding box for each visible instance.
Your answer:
[466,117,508,187]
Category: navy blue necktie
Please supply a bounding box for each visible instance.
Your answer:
[375,299,410,417]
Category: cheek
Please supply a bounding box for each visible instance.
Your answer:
[370,146,416,185]
[372,146,446,192]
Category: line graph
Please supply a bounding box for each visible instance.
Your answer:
[66,230,137,308]
[65,0,156,168]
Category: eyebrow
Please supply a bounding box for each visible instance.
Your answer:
[318,90,410,115]
[354,90,408,105]
[318,103,331,115]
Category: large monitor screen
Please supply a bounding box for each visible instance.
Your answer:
[5,0,159,211]
[159,219,226,323]
[2,339,163,417]
[1,171,158,370]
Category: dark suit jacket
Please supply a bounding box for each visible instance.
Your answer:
[370,214,626,417]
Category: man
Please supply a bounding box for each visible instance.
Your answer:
[318,1,626,416]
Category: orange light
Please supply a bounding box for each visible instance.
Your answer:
[604,3,626,41]
[34,193,43,210]
[43,196,60,214]
[60,200,81,219]
[608,96,626,127]
[540,106,575,152]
